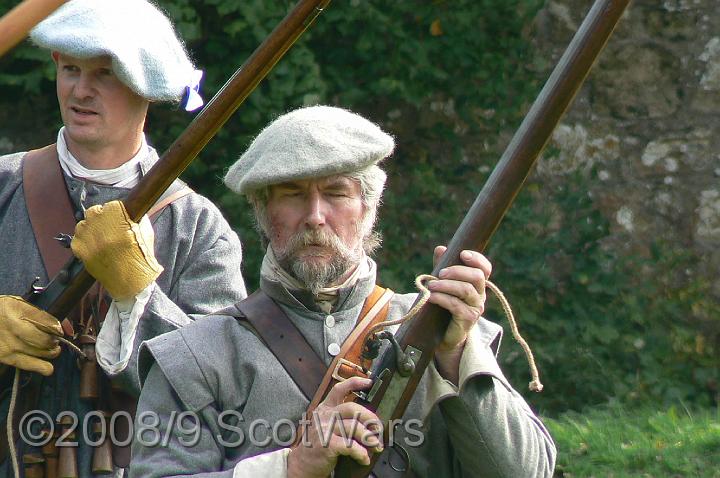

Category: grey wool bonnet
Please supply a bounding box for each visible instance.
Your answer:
[224,105,395,195]
[30,0,202,107]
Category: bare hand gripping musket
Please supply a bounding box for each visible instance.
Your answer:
[0,0,66,57]
[331,0,631,476]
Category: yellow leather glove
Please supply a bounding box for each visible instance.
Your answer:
[0,296,62,376]
[71,200,163,300]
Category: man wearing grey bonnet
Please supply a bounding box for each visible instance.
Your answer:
[130,105,556,477]
[0,0,246,476]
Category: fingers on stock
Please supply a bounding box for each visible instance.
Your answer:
[327,415,383,466]
[429,278,484,315]
[324,376,372,406]
[459,249,492,277]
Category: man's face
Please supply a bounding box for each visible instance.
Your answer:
[54,53,148,159]
[266,175,366,291]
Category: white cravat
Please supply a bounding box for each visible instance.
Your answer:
[95,285,154,376]
[56,127,146,187]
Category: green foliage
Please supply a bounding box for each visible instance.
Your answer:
[0,0,545,287]
[0,0,716,416]
[487,172,719,414]
[546,404,720,477]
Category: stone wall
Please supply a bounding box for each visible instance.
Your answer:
[533,0,720,299]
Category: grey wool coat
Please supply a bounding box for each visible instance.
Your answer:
[0,147,247,477]
[130,260,556,477]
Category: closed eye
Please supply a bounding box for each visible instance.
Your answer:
[326,191,349,198]
[277,188,304,198]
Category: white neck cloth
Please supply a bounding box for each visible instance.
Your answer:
[56,127,147,187]
[261,246,371,310]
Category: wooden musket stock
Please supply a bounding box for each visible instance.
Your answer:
[26,0,332,317]
[0,0,66,57]
[334,0,630,476]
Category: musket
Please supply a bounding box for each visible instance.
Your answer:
[6,0,330,468]
[0,0,66,57]
[334,0,631,476]
[8,2,330,473]
[26,0,332,318]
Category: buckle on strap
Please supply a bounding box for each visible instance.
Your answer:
[331,358,368,382]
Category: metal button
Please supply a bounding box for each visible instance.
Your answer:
[324,315,335,328]
[328,343,341,356]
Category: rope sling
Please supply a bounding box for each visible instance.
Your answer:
[367,274,543,392]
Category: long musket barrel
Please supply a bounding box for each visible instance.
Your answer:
[27,0,332,318]
[0,0,66,57]
[335,0,631,476]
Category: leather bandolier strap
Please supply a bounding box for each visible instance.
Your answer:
[236,286,393,402]
[23,145,76,279]
[236,290,329,401]
[0,145,78,472]
[235,286,421,477]
[0,145,192,472]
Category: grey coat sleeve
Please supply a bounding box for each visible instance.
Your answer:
[437,377,556,477]
[105,194,247,395]
[128,364,234,478]
[417,324,557,477]
[148,192,248,321]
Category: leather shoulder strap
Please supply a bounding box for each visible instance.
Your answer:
[236,286,394,403]
[236,290,327,401]
[305,286,394,416]
[147,185,194,219]
[22,145,193,277]
[22,144,76,278]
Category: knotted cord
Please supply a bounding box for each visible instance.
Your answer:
[364,274,437,337]
[484,280,543,392]
[365,273,543,392]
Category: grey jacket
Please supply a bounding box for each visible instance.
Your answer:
[0,148,247,477]
[130,261,556,477]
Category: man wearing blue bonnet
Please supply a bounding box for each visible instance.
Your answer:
[130,106,556,477]
[0,0,246,476]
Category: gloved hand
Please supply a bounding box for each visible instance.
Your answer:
[71,200,163,300]
[0,295,62,376]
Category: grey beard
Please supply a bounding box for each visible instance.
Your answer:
[289,253,355,295]
[275,228,363,295]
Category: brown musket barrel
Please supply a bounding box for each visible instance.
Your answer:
[0,0,65,57]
